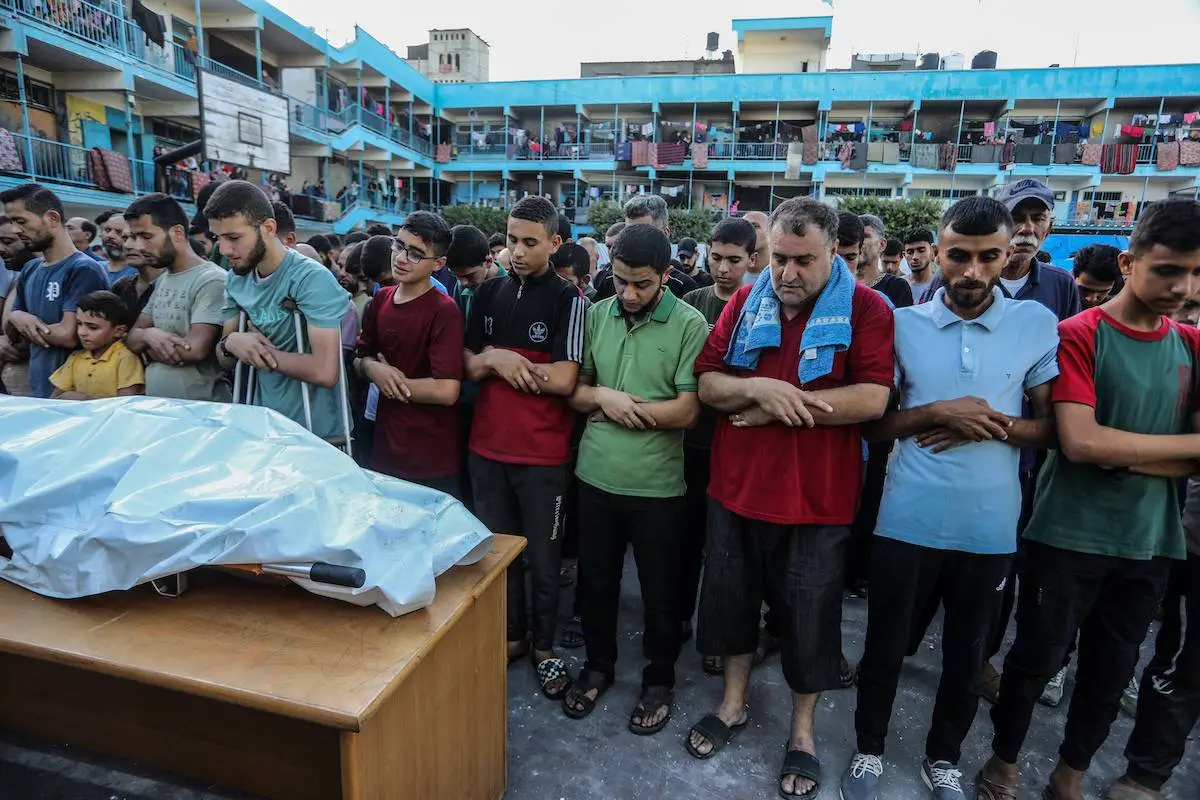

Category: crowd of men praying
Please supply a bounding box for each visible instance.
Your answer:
[0,178,1198,800]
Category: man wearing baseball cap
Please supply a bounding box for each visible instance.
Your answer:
[676,237,713,288]
[920,180,1080,321]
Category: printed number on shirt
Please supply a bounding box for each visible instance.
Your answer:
[46,281,60,302]
[484,315,494,336]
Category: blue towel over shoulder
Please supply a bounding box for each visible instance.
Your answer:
[724,255,856,385]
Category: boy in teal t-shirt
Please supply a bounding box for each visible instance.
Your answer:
[980,198,1200,800]
[207,181,351,443]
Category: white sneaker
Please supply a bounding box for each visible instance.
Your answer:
[1039,666,1067,707]
[1121,675,1140,718]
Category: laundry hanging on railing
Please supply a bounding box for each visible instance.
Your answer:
[802,141,820,165]
[1157,141,1180,170]
[1054,143,1078,164]
[131,0,165,47]
[89,148,133,193]
[435,143,451,163]
[785,142,803,180]
[0,129,24,172]
[1181,140,1200,166]
[1080,143,1102,166]
[1101,143,1137,174]
[938,142,957,170]
[690,143,708,169]
[655,142,687,165]
[909,143,940,169]
[631,140,650,166]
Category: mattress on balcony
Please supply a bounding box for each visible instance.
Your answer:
[89,148,134,193]
[0,129,24,172]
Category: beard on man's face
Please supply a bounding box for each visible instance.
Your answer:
[229,229,268,276]
[946,277,996,309]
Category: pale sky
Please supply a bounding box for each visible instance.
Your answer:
[273,0,1200,83]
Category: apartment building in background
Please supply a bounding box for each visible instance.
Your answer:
[0,2,1195,248]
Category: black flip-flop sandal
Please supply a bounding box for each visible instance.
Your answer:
[562,669,613,720]
[535,656,572,700]
[702,655,724,675]
[559,616,585,649]
[629,685,673,736]
[684,712,747,759]
[779,749,821,799]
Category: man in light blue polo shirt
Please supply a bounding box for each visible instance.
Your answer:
[839,196,1059,800]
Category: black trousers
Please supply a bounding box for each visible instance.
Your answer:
[906,466,1040,659]
[697,500,848,694]
[990,541,1172,770]
[856,537,1011,763]
[577,483,685,688]
[469,453,569,652]
[1125,553,1200,792]
[847,441,891,589]
[680,444,711,625]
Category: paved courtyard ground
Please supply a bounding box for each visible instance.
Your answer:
[1,552,1196,799]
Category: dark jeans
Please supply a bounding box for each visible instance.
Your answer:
[468,453,569,652]
[681,445,711,625]
[848,441,891,590]
[697,500,848,694]
[856,537,1011,763]
[577,483,686,689]
[990,541,1172,770]
[1125,553,1200,792]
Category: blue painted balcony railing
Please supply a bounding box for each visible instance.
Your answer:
[1,0,125,50]
[337,104,433,156]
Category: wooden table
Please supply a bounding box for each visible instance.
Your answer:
[0,534,524,800]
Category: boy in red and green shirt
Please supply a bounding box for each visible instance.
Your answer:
[980,198,1200,800]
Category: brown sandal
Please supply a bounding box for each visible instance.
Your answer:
[975,770,1018,800]
[1103,779,1159,800]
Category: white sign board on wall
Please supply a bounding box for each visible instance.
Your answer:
[198,69,291,175]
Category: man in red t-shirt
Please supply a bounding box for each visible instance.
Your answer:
[683,197,894,799]
[355,211,463,496]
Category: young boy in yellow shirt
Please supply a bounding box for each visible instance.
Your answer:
[50,290,144,400]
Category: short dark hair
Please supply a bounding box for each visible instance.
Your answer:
[446,224,490,269]
[1129,199,1200,257]
[401,211,452,258]
[557,214,572,242]
[271,200,296,236]
[488,232,506,250]
[307,234,332,255]
[768,197,839,245]
[124,193,189,233]
[94,208,123,226]
[77,290,131,328]
[903,228,936,246]
[344,231,370,246]
[710,217,757,255]
[611,224,672,274]
[605,221,626,240]
[361,235,394,281]
[836,211,865,248]
[939,196,1014,238]
[203,180,274,227]
[509,196,559,238]
[342,241,365,277]
[327,233,343,248]
[80,219,98,238]
[0,183,64,219]
[552,242,591,279]
[366,223,392,237]
[882,239,903,257]
[1072,244,1122,282]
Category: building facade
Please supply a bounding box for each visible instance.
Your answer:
[0,4,1195,239]
[406,29,489,85]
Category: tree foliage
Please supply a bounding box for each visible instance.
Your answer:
[441,206,509,237]
[586,199,717,242]
[833,196,944,237]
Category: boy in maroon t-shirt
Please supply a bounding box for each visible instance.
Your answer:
[682,198,895,800]
[355,212,463,496]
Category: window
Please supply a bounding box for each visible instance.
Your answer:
[917,189,977,199]
[0,69,55,111]
[1082,191,1122,203]
[455,53,460,71]
[801,62,809,73]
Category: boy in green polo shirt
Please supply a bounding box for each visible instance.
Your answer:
[980,198,1200,800]
[561,224,708,736]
